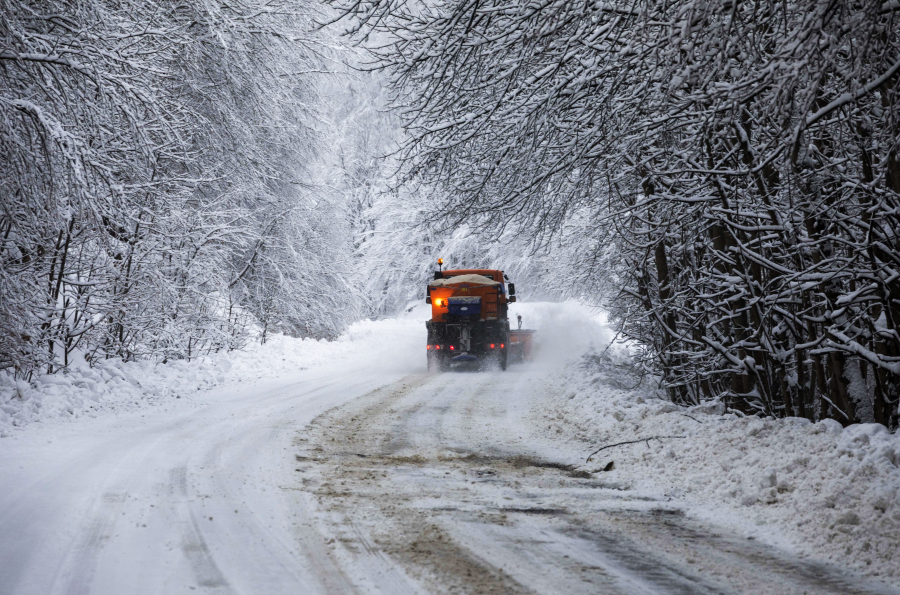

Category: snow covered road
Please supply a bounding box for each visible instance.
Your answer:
[299,367,896,595]
[1,303,896,594]
[0,364,411,595]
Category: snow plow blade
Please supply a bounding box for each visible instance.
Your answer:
[509,329,535,363]
[451,353,479,362]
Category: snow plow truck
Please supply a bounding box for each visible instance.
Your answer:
[425,260,520,371]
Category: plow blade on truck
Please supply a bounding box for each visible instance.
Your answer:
[509,329,535,363]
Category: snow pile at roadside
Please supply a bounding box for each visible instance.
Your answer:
[0,308,427,436]
[543,350,900,582]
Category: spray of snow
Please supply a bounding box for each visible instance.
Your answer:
[509,300,615,368]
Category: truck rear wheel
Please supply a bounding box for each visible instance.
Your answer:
[428,351,450,372]
[483,350,507,371]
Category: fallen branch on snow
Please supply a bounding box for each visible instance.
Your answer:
[586,435,686,463]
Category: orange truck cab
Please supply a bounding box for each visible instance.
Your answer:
[425,266,517,371]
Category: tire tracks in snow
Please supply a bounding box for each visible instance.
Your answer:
[169,466,234,593]
[55,492,128,595]
[296,369,899,595]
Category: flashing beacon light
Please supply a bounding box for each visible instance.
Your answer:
[438,258,443,272]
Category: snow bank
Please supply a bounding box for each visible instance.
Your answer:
[0,308,428,437]
[543,350,900,582]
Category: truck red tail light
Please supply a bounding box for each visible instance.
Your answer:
[501,343,505,348]
[490,343,495,349]
[449,345,454,350]
[427,345,432,350]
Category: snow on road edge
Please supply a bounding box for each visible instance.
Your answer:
[542,350,900,583]
[0,309,427,437]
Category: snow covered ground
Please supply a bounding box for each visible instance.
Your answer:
[1,301,898,594]
[0,311,427,595]
[0,311,425,437]
[542,349,900,583]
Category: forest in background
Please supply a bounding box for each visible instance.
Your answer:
[330,0,900,428]
[0,0,357,374]
[5,0,900,431]
[0,0,549,380]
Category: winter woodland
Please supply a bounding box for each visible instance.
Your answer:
[3,0,900,429]
[330,0,900,428]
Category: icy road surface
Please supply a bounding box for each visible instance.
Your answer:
[0,303,895,595]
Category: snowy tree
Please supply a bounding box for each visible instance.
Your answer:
[329,0,900,427]
[1,0,370,376]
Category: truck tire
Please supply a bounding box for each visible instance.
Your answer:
[500,350,508,371]
[428,352,446,372]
